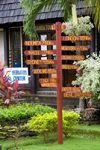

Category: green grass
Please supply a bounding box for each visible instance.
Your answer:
[1,124,100,150]
[75,124,100,137]
[77,124,100,131]
[1,135,100,150]
[19,137,100,150]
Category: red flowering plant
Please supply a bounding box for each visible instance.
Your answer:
[0,62,24,107]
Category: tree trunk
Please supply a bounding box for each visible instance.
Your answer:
[79,98,85,111]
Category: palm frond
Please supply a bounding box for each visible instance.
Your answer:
[20,0,78,39]
[85,0,100,31]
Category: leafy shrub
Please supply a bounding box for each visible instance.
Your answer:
[0,62,23,106]
[0,103,56,122]
[62,16,93,36]
[0,124,27,149]
[25,111,80,142]
[72,53,100,102]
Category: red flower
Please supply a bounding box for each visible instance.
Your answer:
[76,69,79,73]
[89,103,92,107]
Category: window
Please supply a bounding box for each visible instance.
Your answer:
[9,28,21,67]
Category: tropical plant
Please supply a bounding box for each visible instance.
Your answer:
[0,62,23,106]
[72,53,100,103]
[20,0,78,39]
[0,103,56,122]
[24,111,80,142]
[85,0,100,31]
[62,16,94,36]
[20,0,100,39]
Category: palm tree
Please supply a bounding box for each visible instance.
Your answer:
[20,0,78,39]
[21,0,100,39]
[85,0,100,31]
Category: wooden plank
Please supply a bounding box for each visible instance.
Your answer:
[61,46,88,51]
[63,92,94,97]
[26,60,56,65]
[32,69,57,74]
[39,84,82,93]
[41,83,57,87]
[62,87,81,92]
[51,24,66,31]
[61,36,92,41]
[24,50,56,56]
[62,65,79,69]
[39,78,57,83]
[24,40,56,46]
[62,55,85,60]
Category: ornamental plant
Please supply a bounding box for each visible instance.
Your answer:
[62,16,94,36]
[24,111,80,142]
[0,62,22,106]
[0,104,56,122]
[72,53,100,102]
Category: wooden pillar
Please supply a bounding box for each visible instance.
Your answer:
[56,22,63,144]
[4,28,9,66]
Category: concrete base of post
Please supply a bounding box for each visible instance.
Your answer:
[0,144,2,150]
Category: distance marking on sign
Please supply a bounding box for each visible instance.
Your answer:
[24,50,56,56]
[26,60,56,65]
[62,55,85,60]
[51,24,66,30]
[63,92,94,97]
[61,36,92,41]
[24,40,56,46]
[62,87,81,93]
[61,46,88,51]
[62,65,79,69]
[33,69,57,74]
[41,83,57,87]
[39,78,57,83]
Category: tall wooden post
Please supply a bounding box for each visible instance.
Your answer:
[56,22,63,144]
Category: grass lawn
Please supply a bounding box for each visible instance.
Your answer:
[1,124,100,150]
[77,124,100,131]
[1,135,100,150]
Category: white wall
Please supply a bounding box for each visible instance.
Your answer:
[0,30,4,64]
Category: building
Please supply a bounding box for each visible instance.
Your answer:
[0,0,99,107]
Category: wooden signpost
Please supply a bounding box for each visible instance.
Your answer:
[24,22,93,144]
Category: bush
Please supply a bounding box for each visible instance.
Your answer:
[25,111,80,142]
[0,62,23,106]
[0,103,56,123]
[62,16,93,36]
[72,53,100,103]
[0,104,56,139]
